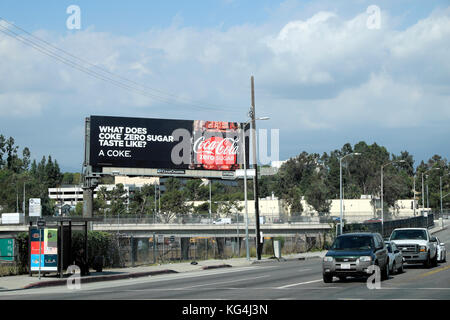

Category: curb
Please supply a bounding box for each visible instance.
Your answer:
[201,264,232,270]
[251,255,324,264]
[23,269,177,289]
[430,226,447,234]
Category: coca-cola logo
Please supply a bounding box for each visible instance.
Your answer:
[194,136,239,169]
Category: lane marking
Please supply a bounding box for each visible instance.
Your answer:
[118,275,271,291]
[277,279,322,289]
[415,265,450,279]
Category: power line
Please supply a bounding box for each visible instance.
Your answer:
[0,18,243,113]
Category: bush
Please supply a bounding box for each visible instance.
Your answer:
[71,231,120,268]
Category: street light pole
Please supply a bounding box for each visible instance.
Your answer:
[242,116,269,260]
[421,167,440,215]
[250,76,263,260]
[339,153,361,235]
[381,160,405,237]
[441,173,450,216]
[413,175,416,216]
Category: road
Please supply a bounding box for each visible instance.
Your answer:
[1,227,449,300]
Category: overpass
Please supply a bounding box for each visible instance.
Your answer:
[0,222,332,238]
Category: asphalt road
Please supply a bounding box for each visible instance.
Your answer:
[2,227,449,300]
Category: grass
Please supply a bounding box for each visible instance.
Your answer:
[0,263,20,277]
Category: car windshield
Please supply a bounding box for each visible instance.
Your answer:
[391,230,427,240]
[331,236,373,251]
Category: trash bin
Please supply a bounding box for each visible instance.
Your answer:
[273,240,282,259]
[93,256,104,272]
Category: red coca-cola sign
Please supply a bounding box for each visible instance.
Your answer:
[194,136,239,170]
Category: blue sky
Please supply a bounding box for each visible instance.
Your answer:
[0,0,449,172]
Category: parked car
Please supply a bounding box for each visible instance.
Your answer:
[389,228,438,268]
[385,241,404,274]
[322,232,390,283]
[212,218,232,225]
[435,236,446,262]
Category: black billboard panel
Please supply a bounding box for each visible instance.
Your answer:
[89,115,249,171]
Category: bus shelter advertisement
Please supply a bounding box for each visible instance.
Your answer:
[30,228,58,272]
[89,115,249,171]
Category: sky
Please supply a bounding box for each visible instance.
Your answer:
[0,0,449,172]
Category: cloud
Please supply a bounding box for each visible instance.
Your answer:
[0,5,449,170]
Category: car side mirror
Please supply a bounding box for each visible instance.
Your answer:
[324,244,330,250]
[440,243,445,246]
[430,236,437,242]
[394,250,400,254]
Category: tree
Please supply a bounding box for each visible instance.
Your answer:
[0,134,6,168]
[216,199,243,218]
[129,184,156,215]
[160,189,192,223]
[305,178,332,215]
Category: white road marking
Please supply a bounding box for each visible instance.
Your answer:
[276,279,322,289]
[118,275,271,291]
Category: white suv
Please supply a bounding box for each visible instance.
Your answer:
[389,228,438,268]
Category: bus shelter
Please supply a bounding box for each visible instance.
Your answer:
[28,217,102,278]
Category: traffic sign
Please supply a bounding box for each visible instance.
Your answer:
[37,219,46,228]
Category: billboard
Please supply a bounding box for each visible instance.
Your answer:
[89,115,249,171]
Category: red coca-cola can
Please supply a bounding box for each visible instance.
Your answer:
[190,120,240,171]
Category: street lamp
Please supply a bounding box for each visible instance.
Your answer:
[381,159,406,236]
[440,173,450,216]
[242,116,269,261]
[421,167,440,215]
[339,152,361,235]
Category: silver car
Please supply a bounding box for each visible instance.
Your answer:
[385,241,404,274]
[435,237,447,262]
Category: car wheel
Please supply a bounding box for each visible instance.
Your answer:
[424,253,432,268]
[323,274,333,283]
[381,261,389,281]
[398,262,404,273]
[432,253,438,267]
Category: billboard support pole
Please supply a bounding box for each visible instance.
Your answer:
[83,117,99,220]
[250,76,262,261]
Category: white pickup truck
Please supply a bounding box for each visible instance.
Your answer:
[389,228,438,268]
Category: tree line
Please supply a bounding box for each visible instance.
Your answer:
[259,142,449,216]
[1,135,448,218]
[0,134,64,215]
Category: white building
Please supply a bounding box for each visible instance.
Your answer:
[48,184,131,206]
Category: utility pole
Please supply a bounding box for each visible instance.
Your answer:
[250,76,262,260]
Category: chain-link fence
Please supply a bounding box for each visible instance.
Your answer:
[110,232,330,267]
